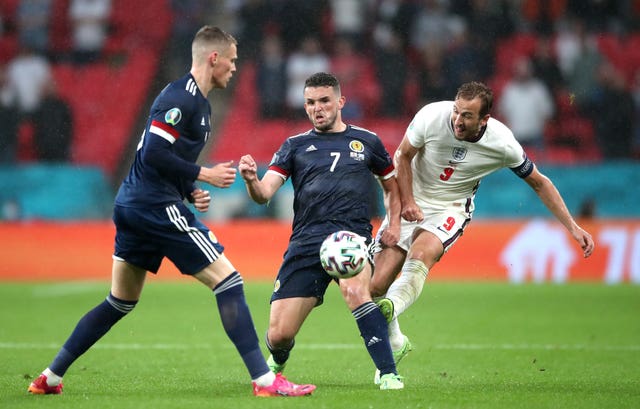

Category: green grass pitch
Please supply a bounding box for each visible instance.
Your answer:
[1,280,639,409]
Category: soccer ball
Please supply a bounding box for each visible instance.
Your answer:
[319,230,368,279]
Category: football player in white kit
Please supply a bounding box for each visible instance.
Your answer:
[369,81,595,383]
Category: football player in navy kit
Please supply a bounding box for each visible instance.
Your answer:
[28,26,315,398]
[239,72,405,390]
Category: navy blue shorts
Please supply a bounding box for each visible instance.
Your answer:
[271,241,333,306]
[113,203,224,275]
[270,234,373,306]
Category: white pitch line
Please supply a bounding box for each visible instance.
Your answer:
[30,283,108,297]
[429,343,640,351]
[1,342,639,351]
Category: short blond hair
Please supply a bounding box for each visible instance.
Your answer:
[191,26,237,64]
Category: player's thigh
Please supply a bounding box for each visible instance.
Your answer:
[110,259,147,301]
[409,229,445,267]
[268,296,317,341]
[371,245,406,297]
[193,253,237,289]
[411,206,469,266]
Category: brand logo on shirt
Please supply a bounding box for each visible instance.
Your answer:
[451,147,467,161]
[165,108,182,125]
[305,145,317,152]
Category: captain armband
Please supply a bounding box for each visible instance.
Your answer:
[509,155,534,179]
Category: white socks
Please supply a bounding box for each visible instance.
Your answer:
[385,259,429,350]
[253,371,276,387]
[387,317,405,350]
[43,368,62,386]
[386,259,429,318]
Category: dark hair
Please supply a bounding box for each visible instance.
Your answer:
[455,82,493,117]
[304,72,341,92]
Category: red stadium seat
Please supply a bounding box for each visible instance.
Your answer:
[16,120,36,163]
[494,33,538,76]
[49,0,71,57]
[0,34,18,63]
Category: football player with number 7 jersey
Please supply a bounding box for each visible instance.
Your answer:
[239,72,405,390]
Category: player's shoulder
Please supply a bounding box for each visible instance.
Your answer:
[419,100,453,115]
[285,129,313,144]
[157,74,203,106]
[348,124,380,141]
[485,117,525,161]
[412,100,452,124]
[486,117,517,142]
[407,101,453,138]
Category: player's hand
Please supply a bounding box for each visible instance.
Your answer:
[191,188,211,213]
[239,154,258,182]
[378,224,400,248]
[401,202,424,223]
[573,226,595,258]
[199,160,236,188]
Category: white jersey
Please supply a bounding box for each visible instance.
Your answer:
[405,101,530,212]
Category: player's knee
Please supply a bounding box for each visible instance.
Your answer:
[267,322,297,346]
[267,331,294,349]
[341,283,370,309]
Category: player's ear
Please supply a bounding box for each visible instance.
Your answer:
[209,51,219,67]
[480,113,490,127]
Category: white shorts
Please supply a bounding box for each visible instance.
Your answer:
[377,202,471,253]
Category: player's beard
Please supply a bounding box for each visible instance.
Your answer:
[313,114,336,132]
[453,121,480,141]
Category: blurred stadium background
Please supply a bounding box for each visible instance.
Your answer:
[0,0,638,283]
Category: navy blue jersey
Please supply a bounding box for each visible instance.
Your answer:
[268,125,394,248]
[115,73,211,208]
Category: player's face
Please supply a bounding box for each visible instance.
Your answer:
[451,97,489,141]
[211,43,238,89]
[304,86,345,132]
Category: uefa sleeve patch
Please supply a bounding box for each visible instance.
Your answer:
[165,108,182,125]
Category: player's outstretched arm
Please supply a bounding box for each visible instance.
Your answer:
[239,154,283,204]
[197,160,237,188]
[524,167,595,258]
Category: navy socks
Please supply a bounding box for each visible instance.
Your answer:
[353,301,397,376]
[213,272,270,379]
[49,293,137,376]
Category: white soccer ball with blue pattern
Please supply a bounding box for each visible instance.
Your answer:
[319,231,368,279]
